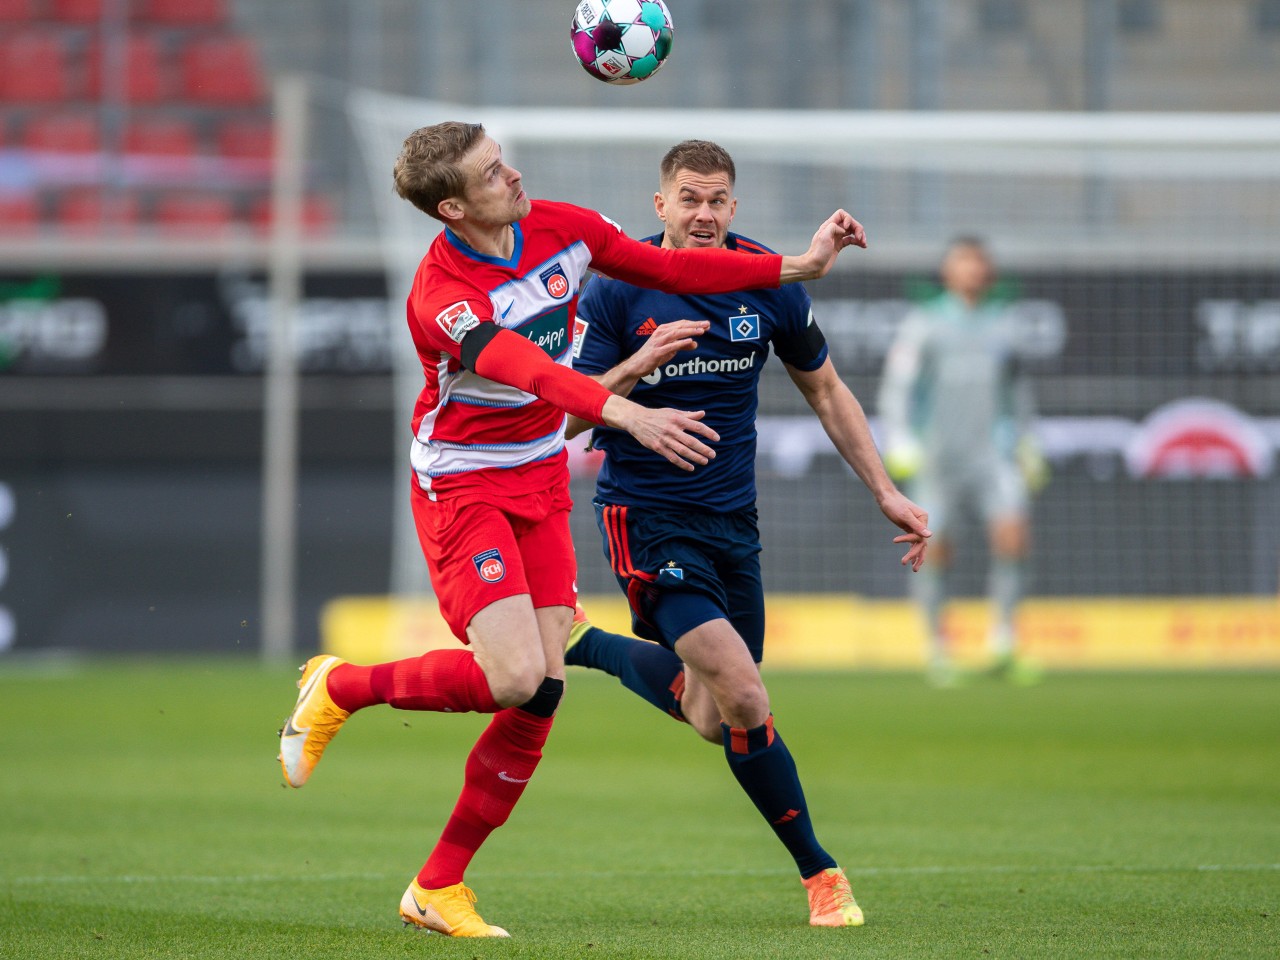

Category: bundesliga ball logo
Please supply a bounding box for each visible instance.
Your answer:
[571,0,674,85]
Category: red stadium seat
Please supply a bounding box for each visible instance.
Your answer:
[216,117,273,160]
[51,0,103,23]
[0,193,41,234]
[250,193,337,236]
[0,33,73,103]
[87,34,169,104]
[56,188,142,234]
[153,192,235,234]
[22,112,102,153]
[124,116,198,156]
[137,0,226,26]
[0,0,36,22]
[181,36,267,105]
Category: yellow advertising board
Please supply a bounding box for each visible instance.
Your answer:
[322,594,1280,670]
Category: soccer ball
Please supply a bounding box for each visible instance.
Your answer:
[570,0,674,85]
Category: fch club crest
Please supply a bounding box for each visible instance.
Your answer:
[539,263,570,299]
[472,548,506,583]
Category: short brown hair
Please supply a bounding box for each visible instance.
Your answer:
[393,121,486,221]
[659,140,736,189]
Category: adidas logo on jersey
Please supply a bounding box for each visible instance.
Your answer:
[635,317,658,336]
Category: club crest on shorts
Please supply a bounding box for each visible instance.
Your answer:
[661,561,685,580]
[539,262,570,299]
[472,548,506,583]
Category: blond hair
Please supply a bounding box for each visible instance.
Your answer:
[392,121,486,221]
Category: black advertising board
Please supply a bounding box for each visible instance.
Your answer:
[0,268,1278,381]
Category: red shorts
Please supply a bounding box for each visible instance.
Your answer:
[411,481,578,642]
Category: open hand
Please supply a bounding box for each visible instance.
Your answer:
[626,319,709,380]
[879,491,931,572]
[780,210,868,283]
[604,396,720,471]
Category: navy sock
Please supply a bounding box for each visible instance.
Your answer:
[721,717,837,879]
[565,626,686,720]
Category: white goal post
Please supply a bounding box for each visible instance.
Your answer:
[349,92,1280,268]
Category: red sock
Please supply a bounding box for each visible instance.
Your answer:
[417,706,555,888]
[325,649,499,714]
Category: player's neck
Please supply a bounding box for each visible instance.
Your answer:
[450,221,516,260]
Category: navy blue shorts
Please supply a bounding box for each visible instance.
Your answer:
[593,502,765,662]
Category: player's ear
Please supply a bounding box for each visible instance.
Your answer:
[437,196,465,223]
[653,191,666,222]
[728,196,737,224]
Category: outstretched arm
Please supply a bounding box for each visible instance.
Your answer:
[779,210,867,283]
[565,319,708,440]
[786,357,931,571]
[463,324,719,471]
[584,207,866,292]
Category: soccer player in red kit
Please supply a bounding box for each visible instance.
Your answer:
[276,121,868,938]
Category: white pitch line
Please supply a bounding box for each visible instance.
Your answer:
[5,863,1278,886]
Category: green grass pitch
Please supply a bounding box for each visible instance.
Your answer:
[1,659,1276,959]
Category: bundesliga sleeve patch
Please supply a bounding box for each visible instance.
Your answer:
[572,317,589,358]
[435,301,481,343]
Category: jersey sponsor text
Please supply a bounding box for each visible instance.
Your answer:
[644,351,757,384]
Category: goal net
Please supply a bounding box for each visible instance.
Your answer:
[345,89,1280,666]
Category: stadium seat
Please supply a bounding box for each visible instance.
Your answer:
[56,188,142,234]
[153,192,235,234]
[0,193,41,234]
[0,0,35,20]
[137,0,226,26]
[124,116,198,156]
[87,34,169,104]
[22,112,102,153]
[250,193,337,236]
[216,117,274,160]
[51,0,103,23]
[181,36,267,105]
[0,33,73,103]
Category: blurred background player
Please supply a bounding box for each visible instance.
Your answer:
[277,123,870,939]
[877,236,1047,686]
[564,140,930,928]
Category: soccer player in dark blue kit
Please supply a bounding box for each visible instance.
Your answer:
[565,140,931,927]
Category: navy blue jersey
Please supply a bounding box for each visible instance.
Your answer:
[574,233,827,512]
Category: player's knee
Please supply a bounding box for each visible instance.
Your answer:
[692,718,723,744]
[486,667,543,708]
[715,680,770,729]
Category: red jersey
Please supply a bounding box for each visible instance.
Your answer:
[405,199,782,501]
